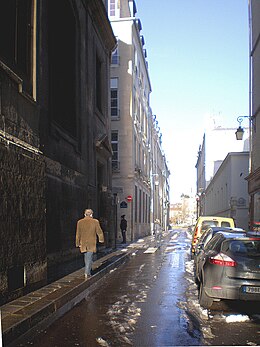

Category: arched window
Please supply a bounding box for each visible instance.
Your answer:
[48,0,77,138]
[0,0,33,94]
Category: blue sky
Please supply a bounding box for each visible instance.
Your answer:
[136,0,250,202]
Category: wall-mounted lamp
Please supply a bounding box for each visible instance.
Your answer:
[235,116,250,140]
[151,173,159,186]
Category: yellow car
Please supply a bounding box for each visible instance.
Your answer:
[191,216,235,255]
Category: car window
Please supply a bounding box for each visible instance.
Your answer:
[224,240,260,257]
[199,230,214,245]
[204,234,222,252]
[204,233,214,246]
[242,240,260,256]
[227,241,247,254]
[201,221,218,231]
[199,230,211,243]
[221,221,231,227]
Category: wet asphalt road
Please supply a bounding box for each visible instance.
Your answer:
[18,229,260,347]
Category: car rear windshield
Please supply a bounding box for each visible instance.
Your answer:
[221,221,231,227]
[201,221,218,231]
[222,239,260,257]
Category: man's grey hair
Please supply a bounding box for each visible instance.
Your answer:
[84,209,93,217]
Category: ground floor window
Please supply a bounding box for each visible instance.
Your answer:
[252,191,260,231]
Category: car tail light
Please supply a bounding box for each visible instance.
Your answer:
[193,227,198,243]
[209,253,237,267]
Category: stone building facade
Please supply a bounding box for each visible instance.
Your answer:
[109,0,152,240]
[204,152,249,230]
[247,0,260,231]
[108,0,170,240]
[0,0,116,304]
[195,125,249,218]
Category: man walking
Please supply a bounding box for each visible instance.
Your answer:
[120,215,127,244]
[154,219,162,248]
[76,209,104,279]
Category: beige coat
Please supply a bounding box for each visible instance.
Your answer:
[75,216,104,253]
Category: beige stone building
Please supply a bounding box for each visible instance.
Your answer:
[150,115,170,232]
[108,0,170,240]
[247,0,260,230]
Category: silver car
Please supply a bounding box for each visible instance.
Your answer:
[197,231,260,309]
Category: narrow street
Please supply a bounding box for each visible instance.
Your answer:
[17,229,260,347]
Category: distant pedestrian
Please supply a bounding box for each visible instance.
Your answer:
[120,215,127,244]
[76,209,104,279]
[154,219,162,248]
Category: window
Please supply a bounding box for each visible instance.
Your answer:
[0,0,34,94]
[143,191,145,224]
[109,0,119,17]
[144,152,146,171]
[252,191,260,231]
[148,197,151,223]
[111,45,119,65]
[205,234,222,252]
[109,0,116,16]
[145,194,148,224]
[135,186,138,223]
[48,0,77,137]
[139,189,142,223]
[111,131,119,171]
[110,78,119,117]
[133,45,137,72]
[141,149,144,170]
[221,221,232,227]
[134,135,137,166]
[138,143,141,167]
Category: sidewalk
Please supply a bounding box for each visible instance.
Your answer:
[0,239,151,346]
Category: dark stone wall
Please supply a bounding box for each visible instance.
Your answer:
[0,0,116,304]
[45,159,88,255]
[0,143,46,305]
[0,61,46,305]
[39,1,116,269]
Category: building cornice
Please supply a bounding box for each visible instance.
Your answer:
[84,0,117,52]
[245,166,260,182]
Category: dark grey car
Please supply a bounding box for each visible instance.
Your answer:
[194,227,244,283]
[197,231,260,309]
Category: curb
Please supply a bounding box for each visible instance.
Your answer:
[1,248,134,346]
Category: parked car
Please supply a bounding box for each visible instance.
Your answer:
[197,231,260,309]
[194,227,244,283]
[191,216,235,255]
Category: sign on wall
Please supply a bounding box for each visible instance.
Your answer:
[120,201,128,208]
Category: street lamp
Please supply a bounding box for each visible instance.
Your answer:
[235,116,250,140]
[235,115,253,174]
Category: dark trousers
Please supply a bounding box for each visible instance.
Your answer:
[121,230,126,243]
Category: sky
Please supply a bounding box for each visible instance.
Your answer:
[136,0,250,203]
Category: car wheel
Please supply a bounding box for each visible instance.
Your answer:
[199,282,213,309]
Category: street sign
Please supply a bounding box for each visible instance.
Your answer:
[120,201,128,208]
[126,195,133,202]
